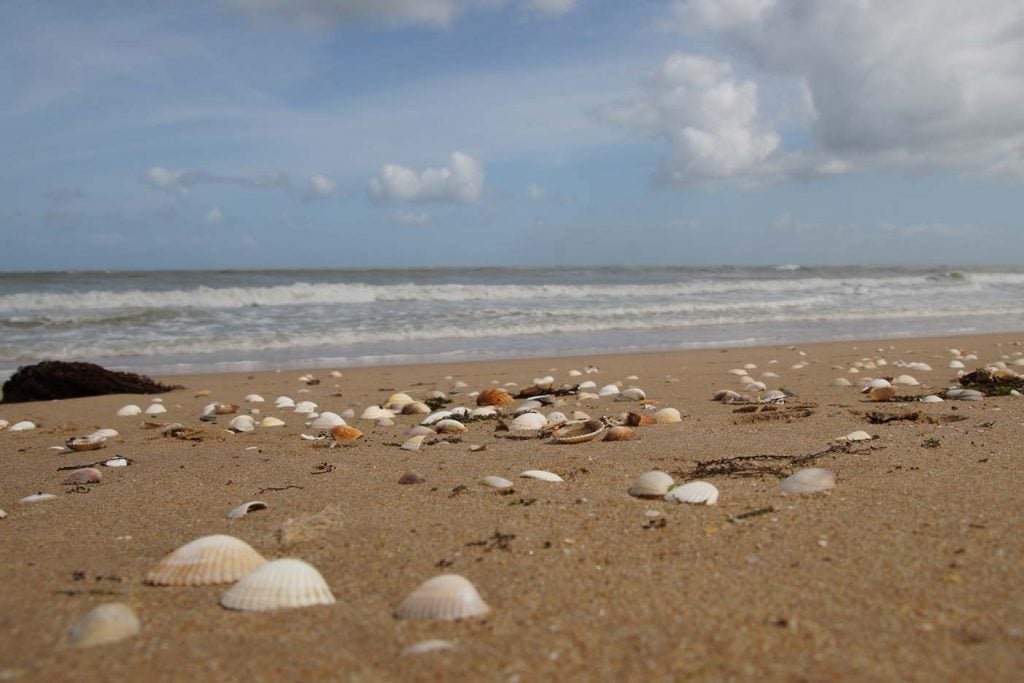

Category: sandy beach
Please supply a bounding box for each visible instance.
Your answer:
[1,332,1023,682]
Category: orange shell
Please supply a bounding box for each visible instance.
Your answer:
[476,388,515,407]
[604,426,640,441]
[331,425,364,441]
[625,412,656,427]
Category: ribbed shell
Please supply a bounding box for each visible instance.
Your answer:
[654,408,682,424]
[146,535,266,586]
[330,425,364,441]
[434,419,468,434]
[779,468,836,494]
[394,574,490,621]
[551,419,605,444]
[66,435,107,451]
[402,435,427,451]
[477,388,515,406]
[68,603,141,648]
[665,481,719,505]
[220,558,335,612]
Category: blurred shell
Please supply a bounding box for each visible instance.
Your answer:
[571,411,591,420]
[340,408,356,419]
[545,411,568,427]
[294,401,318,414]
[245,394,265,403]
[214,403,239,415]
[617,387,646,401]
[779,468,836,494]
[20,493,56,503]
[11,420,37,431]
[220,558,335,612]
[520,470,563,482]
[712,390,741,402]
[66,434,107,452]
[665,481,718,505]
[146,534,266,586]
[598,384,620,396]
[892,375,919,386]
[624,412,656,427]
[838,430,873,442]
[384,392,414,409]
[470,406,498,419]
[0,419,8,430]
[405,425,435,437]
[260,416,286,428]
[68,603,140,648]
[399,471,426,485]
[868,386,897,402]
[832,378,852,387]
[0,508,6,519]
[228,501,267,519]
[103,458,129,467]
[948,360,966,369]
[509,412,546,432]
[628,471,674,498]
[360,406,392,421]
[401,639,456,656]
[402,401,431,415]
[331,425,364,441]
[402,435,427,451]
[604,426,639,441]
[480,475,514,490]
[274,396,296,408]
[144,404,167,416]
[90,428,119,440]
[116,404,142,417]
[551,419,606,444]
[228,415,256,433]
[654,408,682,424]
[513,400,544,415]
[63,467,103,485]
[434,419,468,434]
[920,395,944,403]
[728,368,748,376]
[577,380,597,390]
[308,412,346,430]
[477,388,515,406]
[394,574,490,621]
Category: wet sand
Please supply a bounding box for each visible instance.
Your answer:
[1,333,1023,682]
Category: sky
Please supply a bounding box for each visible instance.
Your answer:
[2,0,1023,270]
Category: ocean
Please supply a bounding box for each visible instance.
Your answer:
[1,265,1022,379]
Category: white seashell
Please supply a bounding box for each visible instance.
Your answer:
[293,400,318,414]
[545,411,568,427]
[20,492,57,503]
[469,406,498,419]
[568,369,582,377]
[245,394,265,403]
[103,458,129,467]
[10,420,37,431]
[779,468,836,494]
[739,375,756,386]
[618,387,646,401]
[832,378,852,387]
[712,390,741,402]
[405,425,435,437]
[403,401,432,415]
[480,475,514,490]
[747,381,767,392]
[0,509,6,519]
[274,396,296,409]
[260,416,286,427]
[513,400,544,415]
[329,370,343,378]
[144,404,167,416]
[665,481,719,505]
[384,392,414,409]
[577,380,597,390]
[577,391,599,400]
[220,558,335,611]
[762,372,780,378]
[360,405,392,420]
[0,419,8,430]
[892,375,919,386]
[728,368,748,376]
[628,471,674,498]
[598,384,620,396]
[307,412,346,430]
[654,408,682,424]
[116,404,142,417]
[838,430,873,442]
[401,639,456,656]
[376,417,395,427]
[66,434,107,451]
[449,406,470,418]
[228,415,256,433]
[519,470,563,482]
[551,419,606,444]
[434,419,468,434]
[402,435,427,451]
[340,408,356,419]
[571,411,591,420]
[920,395,944,403]
[146,535,266,586]
[90,428,119,440]
[227,501,268,519]
[68,603,141,648]
[395,574,490,621]
[509,412,546,431]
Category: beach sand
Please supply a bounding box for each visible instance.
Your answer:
[1,333,1022,682]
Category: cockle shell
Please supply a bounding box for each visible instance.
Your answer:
[66,435,107,452]
[260,416,286,427]
[665,481,719,505]
[144,404,167,416]
[779,468,836,494]
[274,396,296,409]
[628,471,674,498]
[519,470,563,482]
[654,408,682,424]
[220,558,335,611]
[63,468,103,485]
[434,419,468,434]
[307,412,346,430]
[551,419,606,444]
[394,574,490,621]
[10,420,37,431]
[146,535,267,586]
[604,426,639,441]
[228,415,256,433]
[116,404,141,417]
[480,475,514,490]
[402,401,431,415]
[228,501,267,519]
[402,435,427,451]
[330,425,364,441]
[509,412,547,431]
[477,388,515,406]
[68,603,141,648]
[543,411,568,427]
[360,405,392,421]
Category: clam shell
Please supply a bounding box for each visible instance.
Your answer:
[604,425,639,441]
[551,419,606,444]
[245,394,265,403]
[402,435,427,451]
[10,420,37,431]
[66,435,107,452]
[519,470,563,482]
[385,392,414,409]
[832,378,852,387]
[144,404,167,416]
[480,475,514,490]
[470,406,498,419]
[577,380,597,390]
[228,501,268,519]
[779,468,836,494]
[220,558,335,611]
[513,400,544,415]
[68,603,141,648]
[920,395,944,403]
[712,389,741,402]
[360,405,392,420]
[665,481,719,505]
[228,415,256,433]
[544,411,568,427]
[477,388,515,406]
[509,412,547,432]
[63,467,103,485]
[90,428,119,440]
[654,408,682,424]
[20,492,57,503]
[116,404,142,417]
[405,425,435,437]
[395,574,490,621]
[146,534,267,586]
[838,430,873,442]
[421,410,452,425]
[274,396,296,408]
[402,401,431,415]
[892,375,919,386]
[0,419,8,430]
[617,387,646,401]
[330,425,364,441]
[260,416,286,427]
[628,471,674,498]
[294,401,318,414]
[307,412,346,430]
[598,384,620,396]
[434,419,468,434]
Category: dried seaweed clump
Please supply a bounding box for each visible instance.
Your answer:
[1,361,181,404]
[958,369,1024,396]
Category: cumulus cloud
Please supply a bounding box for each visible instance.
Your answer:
[370,151,484,204]
[224,0,577,29]
[306,174,338,199]
[143,166,293,194]
[654,0,1024,183]
[203,207,224,225]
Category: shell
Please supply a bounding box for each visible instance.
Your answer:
[402,402,431,415]
[712,390,741,402]
[307,412,346,430]
[260,416,286,427]
[402,435,427,451]
[10,420,37,431]
[360,405,392,421]
[665,481,719,505]
[654,408,682,424]
[394,574,490,621]
[470,406,498,419]
[20,492,57,503]
[63,468,103,485]
[293,401,318,414]
[245,394,265,403]
[330,425,364,441]
[577,380,597,390]
[144,404,167,416]
[624,412,656,427]
[0,419,8,430]
[628,471,674,498]
[213,403,239,415]
[892,375,919,386]
[90,428,119,440]
[728,368,748,376]
[0,509,6,519]
[399,471,426,485]
[146,534,267,586]
[116,404,142,417]
[509,412,547,432]
[384,392,414,409]
[274,396,296,408]
[421,410,452,425]
[477,388,515,406]
[513,400,544,415]
[227,501,267,519]
[838,430,873,442]
[480,475,514,490]
[405,425,435,437]
[869,386,897,402]
[544,411,568,427]
[604,426,640,441]
[779,468,837,494]
[598,384,620,396]
[103,458,129,467]
[920,395,944,403]
[220,558,335,611]
[68,603,141,648]
[401,639,456,656]
[66,434,107,452]
[228,415,256,433]
[832,378,852,387]
[434,419,468,434]
[617,387,646,401]
[551,419,606,444]
[519,470,563,482]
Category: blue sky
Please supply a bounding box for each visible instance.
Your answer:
[2,0,1022,270]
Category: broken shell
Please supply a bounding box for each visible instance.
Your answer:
[220,558,335,611]
[604,425,640,441]
[654,408,682,424]
[227,501,268,520]
[401,639,456,656]
[228,415,256,433]
[330,425,364,441]
[10,420,37,431]
[66,434,107,452]
[551,419,606,444]
[628,471,674,499]
[421,410,452,425]
[779,468,836,494]
[20,492,57,503]
[519,470,563,482]
[68,603,141,648]
[307,412,346,430]
[477,388,515,406]
[116,404,141,417]
[395,574,490,621]
[402,401,431,415]
[63,468,103,485]
[260,416,286,428]
[868,386,897,402]
[665,481,719,505]
[434,419,469,434]
[509,412,547,432]
[144,404,167,416]
[402,435,427,451]
[480,475,514,490]
[146,534,267,586]
[399,471,426,485]
[360,405,392,421]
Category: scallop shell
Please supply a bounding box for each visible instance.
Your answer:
[402,401,431,415]
[654,408,682,424]
[434,419,468,434]
[294,401,318,414]
[66,434,107,452]
[628,471,674,498]
[330,425,364,441]
[519,470,563,482]
[228,501,267,519]
[116,404,142,417]
[477,388,515,406]
[144,404,167,416]
[480,475,514,490]
[665,481,719,505]
[604,425,639,441]
[509,412,547,432]
[402,435,427,451]
[10,420,37,431]
[228,415,256,433]
[63,468,103,485]
[260,416,286,427]
[220,558,335,611]
[307,412,346,430]
[551,419,606,444]
[394,574,490,621]
[779,468,836,494]
[146,535,267,586]
[68,603,141,648]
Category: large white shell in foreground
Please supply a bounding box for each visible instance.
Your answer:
[220,558,335,612]
[68,603,141,648]
[628,471,674,498]
[665,481,719,505]
[228,415,256,433]
[146,535,266,586]
[779,468,836,495]
[10,420,37,431]
[308,412,346,430]
[509,412,546,431]
[395,574,490,621]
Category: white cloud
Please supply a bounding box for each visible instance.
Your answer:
[144,166,187,193]
[203,207,224,225]
[525,0,578,16]
[604,53,781,185]
[527,183,547,201]
[307,174,338,198]
[394,210,430,225]
[370,151,484,203]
